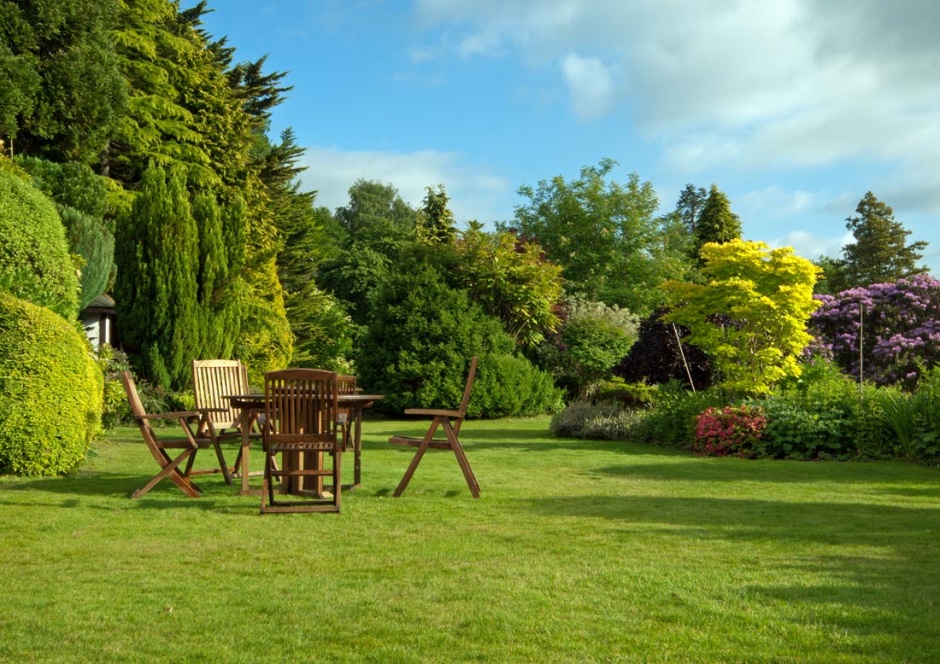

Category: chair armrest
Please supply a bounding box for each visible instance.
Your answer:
[403,408,462,418]
[137,410,205,420]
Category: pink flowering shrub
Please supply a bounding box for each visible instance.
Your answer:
[693,405,767,458]
[810,275,940,389]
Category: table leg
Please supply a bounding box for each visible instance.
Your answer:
[240,409,252,495]
[352,405,363,488]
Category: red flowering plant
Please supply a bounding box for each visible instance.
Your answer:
[693,405,767,458]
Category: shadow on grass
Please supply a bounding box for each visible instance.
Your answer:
[523,493,940,547]
[0,470,250,511]
[593,457,940,486]
[368,424,684,456]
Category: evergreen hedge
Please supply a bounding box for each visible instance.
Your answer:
[0,293,103,476]
[0,165,79,320]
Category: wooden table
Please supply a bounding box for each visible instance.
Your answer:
[224,393,382,495]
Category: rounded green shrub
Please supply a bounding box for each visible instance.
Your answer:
[0,293,103,476]
[0,166,79,319]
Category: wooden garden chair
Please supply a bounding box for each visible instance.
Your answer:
[192,359,260,482]
[261,369,343,514]
[121,371,228,498]
[388,356,480,498]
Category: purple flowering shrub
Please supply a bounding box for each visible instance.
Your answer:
[810,274,940,389]
[693,405,767,457]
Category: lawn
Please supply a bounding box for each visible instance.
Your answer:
[1,416,939,663]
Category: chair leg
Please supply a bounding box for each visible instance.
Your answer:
[133,448,200,499]
[443,421,480,498]
[393,419,441,497]
[211,439,233,485]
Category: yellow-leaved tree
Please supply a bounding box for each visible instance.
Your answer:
[661,239,821,396]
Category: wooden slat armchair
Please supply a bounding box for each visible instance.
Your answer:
[192,359,261,481]
[261,369,343,514]
[388,356,480,498]
[121,371,229,498]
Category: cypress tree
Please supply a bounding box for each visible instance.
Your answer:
[114,164,198,389]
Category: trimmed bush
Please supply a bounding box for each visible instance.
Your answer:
[0,165,79,319]
[0,293,103,475]
[550,401,646,440]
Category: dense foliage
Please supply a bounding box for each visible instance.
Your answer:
[810,274,940,389]
[454,224,562,348]
[663,240,820,396]
[548,298,638,399]
[0,0,126,164]
[0,293,103,476]
[828,192,928,292]
[507,158,693,318]
[616,308,714,390]
[0,165,79,319]
[693,185,741,257]
[356,263,561,417]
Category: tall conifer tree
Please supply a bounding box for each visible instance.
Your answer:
[839,192,928,288]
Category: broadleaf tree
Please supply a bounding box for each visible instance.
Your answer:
[506,159,693,318]
[662,239,821,396]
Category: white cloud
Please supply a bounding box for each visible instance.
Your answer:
[299,147,512,224]
[767,230,853,261]
[413,0,940,211]
[561,54,616,120]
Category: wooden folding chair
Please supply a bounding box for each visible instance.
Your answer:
[261,369,343,514]
[192,359,260,482]
[388,356,480,498]
[121,371,228,498]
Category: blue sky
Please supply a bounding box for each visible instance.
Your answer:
[198,0,940,272]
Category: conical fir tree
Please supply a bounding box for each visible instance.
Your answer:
[840,192,928,287]
[694,185,741,258]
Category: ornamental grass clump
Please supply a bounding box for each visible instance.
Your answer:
[693,405,766,458]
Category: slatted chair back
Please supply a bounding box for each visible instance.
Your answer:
[452,356,478,435]
[388,356,480,498]
[261,369,342,513]
[192,359,250,432]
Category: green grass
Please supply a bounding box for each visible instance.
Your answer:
[2,416,939,662]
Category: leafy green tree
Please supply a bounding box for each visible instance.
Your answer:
[812,254,848,295]
[662,239,820,396]
[356,262,560,417]
[113,164,198,389]
[508,159,693,317]
[454,223,562,348]
[15,157,114,309]
[838,192,928,288]
[320,180,419,325]
[0,0,125,164]
[545,298,639,400]
[261,129,353,370]
[694,185,741,256]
